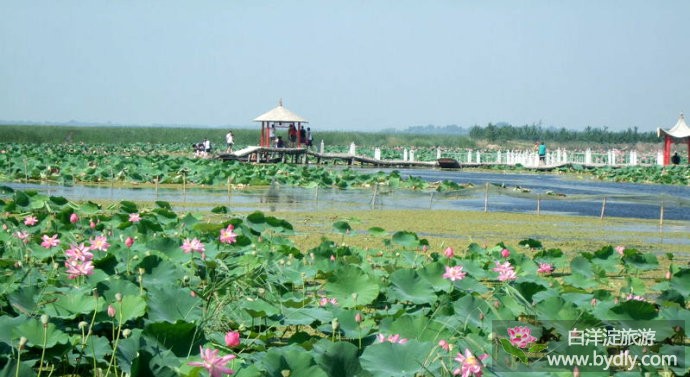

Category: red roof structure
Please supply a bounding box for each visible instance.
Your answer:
[657,114,690,165]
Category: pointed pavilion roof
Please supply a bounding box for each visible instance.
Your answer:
[253,100,308,123]
[658,113,690,139]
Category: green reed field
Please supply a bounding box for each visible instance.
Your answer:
[0,124,476,148]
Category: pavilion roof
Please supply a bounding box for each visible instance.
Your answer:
[253,100,308,123]
[658,113,690,139]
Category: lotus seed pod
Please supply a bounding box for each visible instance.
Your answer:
[351,293,358,300]
[331,318,340,331]
[183,275,190,283]
[78,321,88,329]
[138,268,145,276]
[122,329,132,338]
[239,323,247,331]
[487,332,494,340]
[115,293,122,302]
[40,314,49,325]
[281,370,290,377]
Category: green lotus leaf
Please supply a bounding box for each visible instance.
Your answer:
[332,221,351,235]
[43,290,105,319]
[313,340,364,377]
[7,285,39,315]
[143,321,203,356]
[416,262,451,291]
[280,307,332,326]
[383,314,450,342]
[118,295,147,323]
[146,286,201,323]
[388,269,436,305]
[622,251,659,271]
[241,298,281,318]
[324,265,379,308]
[261,345,328,377]
[360,340,433,377]
[14,318,69,348]
[0,315,28,346]
[391,231,418,248]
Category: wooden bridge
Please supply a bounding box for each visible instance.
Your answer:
[218,146,437,168]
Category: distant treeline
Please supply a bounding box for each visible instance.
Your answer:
[0,125,475,148]
[468,123,658,143]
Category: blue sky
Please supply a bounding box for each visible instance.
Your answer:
[1,1,688,131]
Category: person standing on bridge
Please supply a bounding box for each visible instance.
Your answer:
[538,141,546,165]
[225,130,234,152]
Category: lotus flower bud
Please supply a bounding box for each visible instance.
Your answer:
[115,293,122,302]
[90,220,96,229]
[41,314,49,326]
[107,304,116,318]
[70,213,79,224]
[591,298,597,306]
[125,237,135,248]
[501,248,510,258]
[78,321,88,329]
[19,336,27,349]
[444,247,454,258]
[331,318,340,331]
[666,270,672,280]
[281,370,291,377]
[225,331,240,347]
[355,313,363,323]
[573,366,580,377]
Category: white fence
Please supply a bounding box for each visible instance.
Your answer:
[344,144,663,167]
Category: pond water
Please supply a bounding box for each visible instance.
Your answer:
[3,168,690,221]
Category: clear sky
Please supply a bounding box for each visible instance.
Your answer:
[1,1,688,131]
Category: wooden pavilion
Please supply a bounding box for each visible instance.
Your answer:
[657,113,690,165]
[253,100,309,148]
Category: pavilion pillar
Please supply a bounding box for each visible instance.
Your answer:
[663,135,671,165]
[687,138,690,164]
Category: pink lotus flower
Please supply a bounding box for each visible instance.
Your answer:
[65,260,94,279]
[443,265,467,281]
[219,224,237,244]
[41,234,60,248]
[453,348,489,377]
[493,261,517,281]
[128,213,141,223]
[125,237,135,248]
[318,297,338,306]
[500,248,510,258]
[181,238,205,254]
[508,326,537,348]
[626,293,645,301]
[65,243,94,262]
[89,235,110,252]
[69,213,79,224]
[537,263,554,274]
[15,231,30,242]
[444,247,454,258]
[439,339,451,351]
[107,304,116,318]
[188,346,236,377]
[377,333,408,344]
[24,215,38,226]
[615,245,625,256]
[224,331,240,347]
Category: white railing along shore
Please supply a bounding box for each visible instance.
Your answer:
[341,143,664,167]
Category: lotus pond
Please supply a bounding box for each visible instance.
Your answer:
[1,187,689,377]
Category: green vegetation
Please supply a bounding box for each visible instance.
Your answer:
[469,123,657,144]
[1,188,688,376]
[0,125,475,148]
